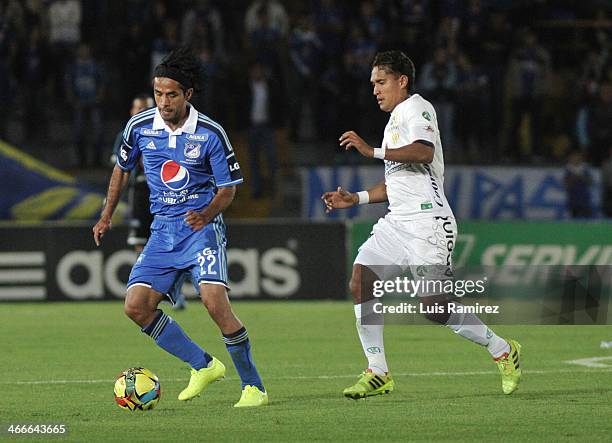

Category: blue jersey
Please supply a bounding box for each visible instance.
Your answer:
[117,105,243,217]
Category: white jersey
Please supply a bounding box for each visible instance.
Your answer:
[381,94,454,220]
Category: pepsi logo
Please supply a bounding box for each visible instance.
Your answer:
[160,160,190,191]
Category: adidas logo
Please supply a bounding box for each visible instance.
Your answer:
[146,141,157,150]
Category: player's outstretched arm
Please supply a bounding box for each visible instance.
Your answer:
[93,165,130,246]
[339,129,434,164]
[381,141,434,164]
[185,186,236,231]
[321,181,387,213]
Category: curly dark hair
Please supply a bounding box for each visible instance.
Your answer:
[153,46,202,92]
[372,51,416,93]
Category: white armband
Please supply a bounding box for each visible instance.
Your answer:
[373,147,386,159]
[357,191,370,205]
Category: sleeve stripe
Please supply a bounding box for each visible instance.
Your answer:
[216,178,243,187]
[198,115,234,153]
[122,108,156,145]
[414,139,435,149]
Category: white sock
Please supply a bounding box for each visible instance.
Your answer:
[446,303,510,359]
[354,299,388,375]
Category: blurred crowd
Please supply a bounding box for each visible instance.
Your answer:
[1,0,612,206]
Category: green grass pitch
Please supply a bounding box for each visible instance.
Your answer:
[2,301,612,442]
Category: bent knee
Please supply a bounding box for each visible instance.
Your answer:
[349,264,363,301]
[350,265,381,304]
[124,295,157,325]
[349,277,361,302]
[124,303,147,323]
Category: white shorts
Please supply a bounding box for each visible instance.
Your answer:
[355,214,457,285]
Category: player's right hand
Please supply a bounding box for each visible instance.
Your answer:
[92,218,112,246]
[321,187,358,213]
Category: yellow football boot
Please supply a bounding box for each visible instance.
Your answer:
[343,370,394,399]
[178,357,225,401]
[234,385,269,408]
[496,339,522,395]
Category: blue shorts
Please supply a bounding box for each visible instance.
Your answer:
[127,214,228,300]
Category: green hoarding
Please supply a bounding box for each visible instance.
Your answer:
[350,221,612,267]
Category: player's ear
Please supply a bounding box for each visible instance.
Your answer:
[185,88,194,101]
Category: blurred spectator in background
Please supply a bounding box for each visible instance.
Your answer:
[313,0,345,64]
[359,0,385,47]
[150,19,179,77]
[181,0,225,63]
[65,42,104,167]
[245,0,289,39]
[246,62,280,198]
[507,30,551,161]
[344,26,378,139]
[318,59,343,144]
[312,0,346,141]
[459,0,486,63]
[23,0,47,30]
[587,82,612,166]
[435,15,459,56]
[0,1,19,140]
[122,22,151,101]
[18,24,49,141]
[147,0,170,33]
[563,150,593,218]
[288,13,322,141]
[478,11,511,156]
[246,4,284,75]
[601,147,612,217]
[418,47,457,151]
[395,0,431,66]
[455,53,489,162]
[575,50,604,153]
[48,0,81,101]
[190,40,218,118]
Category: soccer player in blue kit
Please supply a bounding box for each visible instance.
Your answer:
[93,48,268,408]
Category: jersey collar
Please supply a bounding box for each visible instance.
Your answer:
[152,104,198,135]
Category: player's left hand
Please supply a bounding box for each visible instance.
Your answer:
[321,186,358,213]
[185,210,208,231]
[92,217,111,246]
[339,131,373,158]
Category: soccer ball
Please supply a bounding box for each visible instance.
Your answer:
[114,367,161,411]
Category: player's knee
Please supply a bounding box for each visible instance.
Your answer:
[349,266,363,302]
[124,302,146,323]
[124,296,154,325]
[349,276,361,302]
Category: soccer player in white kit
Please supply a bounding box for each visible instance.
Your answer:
[322,51,522,399]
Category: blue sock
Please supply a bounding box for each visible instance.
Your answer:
[142,310,211,370]
[223,327,264,391]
